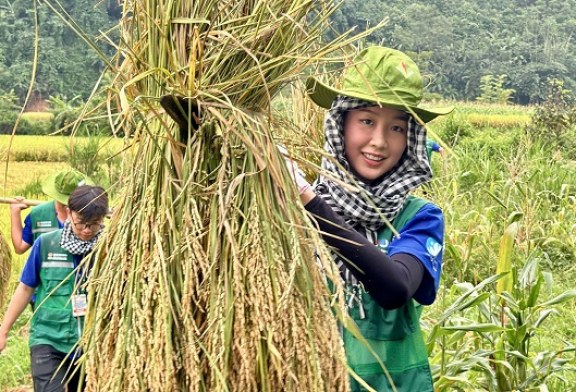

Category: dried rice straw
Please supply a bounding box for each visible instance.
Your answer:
[81,0,385,391]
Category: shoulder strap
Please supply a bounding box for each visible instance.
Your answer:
[394,196,429,231]
[31,200,55,215]
[378,196,429,243]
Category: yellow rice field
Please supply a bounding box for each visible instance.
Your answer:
[0,135,124,163]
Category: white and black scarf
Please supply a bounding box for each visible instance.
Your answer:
[60,220,102,256]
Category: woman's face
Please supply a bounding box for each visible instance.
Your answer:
[67,210,104,241]
[343,106,408,181]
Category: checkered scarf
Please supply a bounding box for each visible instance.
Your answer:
[313,96,432,232]
[60,220,102,256]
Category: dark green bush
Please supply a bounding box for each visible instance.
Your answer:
[0,91,52,135]
[437,113,473,147]
[0,113,51,135]
[49,95,113,136]
[527,78,576,155]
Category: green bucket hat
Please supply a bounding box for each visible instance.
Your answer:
[306,46,453,123]
[41,169,94,205]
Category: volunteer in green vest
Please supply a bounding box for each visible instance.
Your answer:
[10,169,94,254]
[0,185,108,392]
[285,46,453,391]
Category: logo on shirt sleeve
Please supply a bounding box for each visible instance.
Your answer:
[377,239,389,253]
[426,237,442,271]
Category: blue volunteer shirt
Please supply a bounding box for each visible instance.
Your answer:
[386,203,444,305]
[20,237,44,288]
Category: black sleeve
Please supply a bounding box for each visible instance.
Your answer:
[305,196,425,309]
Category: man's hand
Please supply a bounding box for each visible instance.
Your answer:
[0,283,36,353]
[10,196,29,213]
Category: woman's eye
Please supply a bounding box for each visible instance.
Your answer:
[361,119,373,125]
[392,125,406,133]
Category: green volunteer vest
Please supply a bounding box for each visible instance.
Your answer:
[29,230,84,354]
[29,201,60,240]
[344,196,434,392]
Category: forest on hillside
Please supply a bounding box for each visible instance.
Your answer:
[0,0,119,109]
[329,0,576,103]
[1,0,575,106]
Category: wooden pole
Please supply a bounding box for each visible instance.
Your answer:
[0,197,44,207]
[0,197,113,217]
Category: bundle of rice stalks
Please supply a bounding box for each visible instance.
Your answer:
[273,81,327,180]
[82,1,383,391]
[0,229,12,309]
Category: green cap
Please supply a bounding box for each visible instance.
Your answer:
[41,169,94,205]
[306,46,453,123]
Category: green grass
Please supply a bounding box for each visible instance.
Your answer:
[0,304,32,389]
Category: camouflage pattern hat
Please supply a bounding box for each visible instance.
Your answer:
[41,169,94,205]
[306,46,453,123]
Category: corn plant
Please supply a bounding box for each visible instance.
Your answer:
[427,220,576,391]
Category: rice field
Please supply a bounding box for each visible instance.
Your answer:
[451,101,534,116]
[21,112,53,123]
[0,135,124,163]
[1,103,576,390]
[427,101,533,130]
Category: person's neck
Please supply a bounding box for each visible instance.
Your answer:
[54,201,67,222]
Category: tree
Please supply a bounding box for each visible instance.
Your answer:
[0,0,119,106]
[326,0,576,103]
[477,75,515,104]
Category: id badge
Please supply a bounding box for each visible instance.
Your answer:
[72,294,87,317]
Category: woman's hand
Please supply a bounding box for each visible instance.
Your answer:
[277,145,316,205]
[277,145,311,195]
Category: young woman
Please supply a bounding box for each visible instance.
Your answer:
[291,46,453,391]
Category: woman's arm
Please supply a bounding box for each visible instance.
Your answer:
[303,193,425,309]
